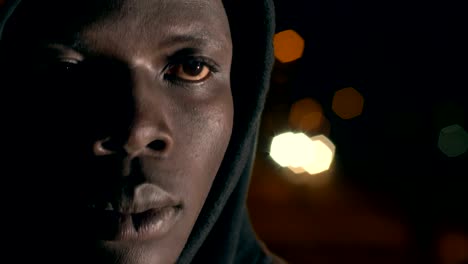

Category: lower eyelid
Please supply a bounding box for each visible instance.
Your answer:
[58,56,82,63]
[165,71,213,86]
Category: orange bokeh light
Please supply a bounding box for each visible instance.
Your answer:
[439,232,468,264]
[273,29,305,63]
[332,87,364,120]
[289,98,323,132]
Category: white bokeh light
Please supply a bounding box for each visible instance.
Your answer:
[270,132,297,167]
[270,132,336,175]
[289,133,317,167]
[303,135,336,174]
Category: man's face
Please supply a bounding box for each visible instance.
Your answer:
[3,0,233,263]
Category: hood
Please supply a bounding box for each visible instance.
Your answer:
[179,0,276,263]
[0,0,276,263]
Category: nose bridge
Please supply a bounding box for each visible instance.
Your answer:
[92,58,173,160]
[124,65,172,155]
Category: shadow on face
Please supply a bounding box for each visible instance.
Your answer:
[1,0,233,263]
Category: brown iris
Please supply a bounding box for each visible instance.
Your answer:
[168,60,211,82]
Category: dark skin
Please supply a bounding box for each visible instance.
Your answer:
[2,0,233,263]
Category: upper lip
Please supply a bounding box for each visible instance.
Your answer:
[87,183,180,214]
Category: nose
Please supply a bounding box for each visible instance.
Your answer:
[93,126,173,158]
[91,65,173,160]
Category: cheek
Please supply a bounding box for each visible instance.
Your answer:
[174,81,233,163]
[190,105,233,163]
[172,87,233,198]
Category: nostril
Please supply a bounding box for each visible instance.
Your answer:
[101,138,125,153]
[147,140,166,151]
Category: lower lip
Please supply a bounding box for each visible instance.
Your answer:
[85,206,181,241]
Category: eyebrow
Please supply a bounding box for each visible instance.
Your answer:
[158,33,227,51]
[41,28,230,60]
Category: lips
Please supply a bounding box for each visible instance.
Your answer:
[86,205,181,241]
[83,184,182,241]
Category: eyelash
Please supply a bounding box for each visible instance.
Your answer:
[44,56,220,86]
[163,56,219,85]
[39,59,80,77]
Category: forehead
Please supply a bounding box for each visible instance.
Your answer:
[81,0,230,52]
[8,0,231,50]
[81,0,228,33]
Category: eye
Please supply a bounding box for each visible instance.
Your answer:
[165,59,213,82]
[43,59,80,75]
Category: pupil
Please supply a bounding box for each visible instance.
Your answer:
[183,61,203,76]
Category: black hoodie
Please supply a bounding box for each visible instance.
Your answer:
[0,0,280,263]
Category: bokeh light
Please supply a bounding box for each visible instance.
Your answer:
[303,135,336,175]
[270,132,336,176]
[273,29,305,63]
[332,87,364,120]
[438,232,468,264]
[0,0,5,7]
[289,98,324,133]
[438,124,468,157]
[270,132,298,167]
[270,132,315,168]
[288,166,306,174]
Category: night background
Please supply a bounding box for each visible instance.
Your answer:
[247,0,467,263]
[1,0,466,263]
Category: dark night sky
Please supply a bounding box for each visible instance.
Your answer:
[267,0,467,227]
